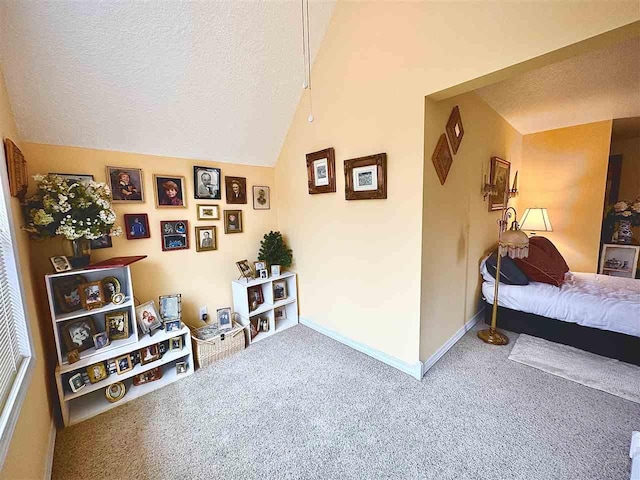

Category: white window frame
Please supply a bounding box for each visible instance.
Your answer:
[0,143,36,467]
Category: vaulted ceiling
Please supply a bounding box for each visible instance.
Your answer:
[0,1,335,166]
[476,37,640,135]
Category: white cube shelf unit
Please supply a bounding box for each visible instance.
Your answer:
[232,272,298,344]
[46,264,194,426]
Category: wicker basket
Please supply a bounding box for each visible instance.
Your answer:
[190,321,246,369]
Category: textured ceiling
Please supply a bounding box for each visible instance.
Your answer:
[0,1,335,166]
[476,38,640,135]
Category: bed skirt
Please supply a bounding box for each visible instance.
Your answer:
[483,301,640,366]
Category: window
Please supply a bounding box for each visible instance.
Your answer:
[0,156,35,465]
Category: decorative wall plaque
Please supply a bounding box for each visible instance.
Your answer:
[431,134,453,185]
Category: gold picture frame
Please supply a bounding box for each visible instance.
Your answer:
[87,362,108,384]
[224,210,243,234]
[105,310,129,340]
[195,226,217,252]
[196,204,220,221]
[153,174,188,208]
[79,281,106,311]
[115,354,133,375]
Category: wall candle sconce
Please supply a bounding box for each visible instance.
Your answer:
[509,171,519,198]
[483,169,519,201]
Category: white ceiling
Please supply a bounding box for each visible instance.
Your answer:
[0,1,335,166]
[476,38,640,135]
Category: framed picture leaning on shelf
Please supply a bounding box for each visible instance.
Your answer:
[79,281,106,310]
[105,310,129,340]
[53,275,87,314]
[62,316,97,353]
[273,280,287,301]
[135,300,162,334]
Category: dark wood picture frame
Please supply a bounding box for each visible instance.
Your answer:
[344,153,387,200]
[62,316,97,354]
[488,156,511,212]
[432,134,453,185]
[193,166,222,200]
[4,139,28,198]
[445,106,464,155]
[306,147,336,194]
[124,214,151,240]
[53,275,88,314]
[160,220,189,251]
[225,176,247,204]
[79,281,106,311]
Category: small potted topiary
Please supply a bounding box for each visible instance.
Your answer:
[257,231,293,274]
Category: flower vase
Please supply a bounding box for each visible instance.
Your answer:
[615,219,634,244]
[64,238,92,268]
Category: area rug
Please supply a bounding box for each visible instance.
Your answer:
[508,334,640,404]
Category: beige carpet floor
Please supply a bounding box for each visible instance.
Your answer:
[52,324,639,479]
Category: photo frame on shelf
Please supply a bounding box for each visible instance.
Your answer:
[101,276,121,303]
[133,367,163,386]
[105,381,126,402]
[274,306,287,320]
[68,373,86,393]
[67,349,80,364]
[217,307,232,331]
[252,186,270,210]
[140,344,160,365]
[79,281,106,311]
[124,214,151,240]
[164,319,182,332]
[135,300,162,334]
[50,255,72,273]
[176,362,188,374]
[306,147,336,194]
[106,166,144,203]
[271,265,281,277]
[87,362,108,384]
[93,332,110,350]
[159,294,182,321]
[445,105,464,155]
[273,280,287,301]
[344,153,387,200]
[153,174,187,208]
[248,286,264,311]
[169,336,183,351]
[53,275,87,314]
[105,310,129,340]
[90,235,113,250]
[488,156,511,212]
[62,316,97,354]
[193,166,222,200]
[235,260,254,280]
[196,204,220,221]
[431,134,453,185]
[115,354,133,375]
[160,220,189,251]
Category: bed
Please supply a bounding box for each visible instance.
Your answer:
[480,257,640,366]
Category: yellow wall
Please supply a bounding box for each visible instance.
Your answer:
[275,1,636,367]
[518,121,612,273]
[21,143,279,329]
[610,136,640,238]
[420,93,522,360]
[0,70,54,479]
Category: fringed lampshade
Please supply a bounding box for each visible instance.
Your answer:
[499,226,529,259]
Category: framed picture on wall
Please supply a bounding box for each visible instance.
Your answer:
[224,210,243,234]
[193,166,221,200]
[154,174,187,208]
[488,157,511,212]
[252,186,270,210]
[225,176,247,204]
[344,153,387,200]
[160,220,189,251]
[124,214,151,240]
[195,226,217,252]
[196,204,220,221]
[106,166,144,203]
[306,147,336,194]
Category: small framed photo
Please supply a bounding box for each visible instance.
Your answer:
[153,174,187,208]
[259,269,268,279]
[195,226,217,252]
[169,336,183,351]
[197,204,220,221]
[344,153,387,200]
[105,310,129,340]
[87,362,108,384]
[101,276,121,302]
[273,280,287,301]
[136,301,162,334]
[79,281,106,311]
[93,332,110,350]
[254,261,267,272]
[53,275,87,314]
[164,319,181,332]
[161,220,189,251]
[115,354,133,374]
[50,173,94,187]
[62,317,96,353]
[68,372,86,393]
[217,307,232,330]
[236,260,254,280]
[50,255,72,273]
[90,235,112,250]
[225,176,247,204]
[306,147,336,194]
[124,214,150,240]
[159,294,182,321]
[271,265,281,277]
[248,286,264,306]
[252,186,270,210]
[176,362,188,374]
[133,367,163,386]
[67,349,80,364]
[105,381,126,403]
[106,166,144,202]
[224,210,243,234]
[274,306,287,320]
[140,344,160,365]
[112,292,126,305]
[194,166,221,200]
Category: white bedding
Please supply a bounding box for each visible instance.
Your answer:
[480,257,640,338]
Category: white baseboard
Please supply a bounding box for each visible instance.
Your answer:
[43,419,56,480]
[421,307,484,377]
[299,317,424,380]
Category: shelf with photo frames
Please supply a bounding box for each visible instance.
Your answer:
[46,260,194,427]
[232,272,298,345]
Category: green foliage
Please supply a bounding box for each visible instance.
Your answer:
[258,231,293,268]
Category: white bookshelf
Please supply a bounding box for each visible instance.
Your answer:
[232,272,298,344]
[46,263,194,426]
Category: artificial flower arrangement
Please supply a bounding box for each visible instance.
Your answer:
[23,174,122,241]
[607,198,640,225]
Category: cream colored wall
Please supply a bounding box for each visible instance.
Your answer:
[420,93,522,360]
[518,121,612,273]
[0,71,53,479]
[21,143,278,329]
[610,136,640,238]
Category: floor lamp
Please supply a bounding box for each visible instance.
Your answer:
[478,207,530,345]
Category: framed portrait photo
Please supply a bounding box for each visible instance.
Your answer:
[252,186,270,210]
[106,166,144,203]
[169,336,183,351]
[217,307,232,331]
[133,367,162,386]
[195,226,217,252]
[197,204,220,221]
[105,310,129,340]
[105,381,126,402]
[159,294,181,321]
[87,362,108,383]
[344,153,387,200]
[62,316,96,353]
[273,280,287,301]
[488,156,511,212]
[176,362,188,374]
[160,220,189,251]
[225,176,247,204]
[50,255,72,273]
[235,260,254,280]
[135,300,162,334]
[124,214,150,240]
[153,174,187,208]
[115,354,133,375]
[139,344,160,365]
[274,306,287,320]
[224,210,243,234]
[306,147,336,194]
[194,166,221,200]
[79,281,106,310]
[164,319,182,332]
[93,332,110,350]
[53,275,87,314]
[68,373,86,393]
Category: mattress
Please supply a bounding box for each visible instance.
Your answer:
[480,257,640,338]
